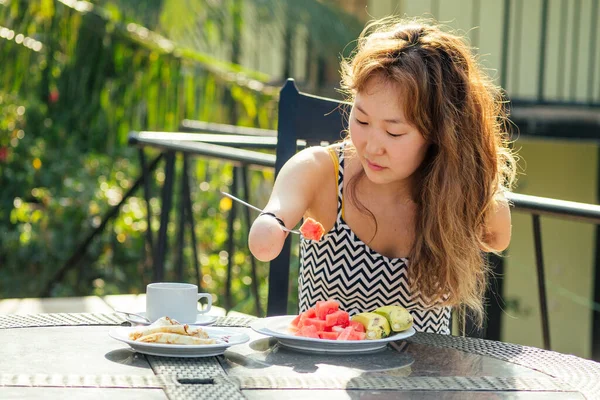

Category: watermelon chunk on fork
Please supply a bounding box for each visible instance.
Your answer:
[299,217,325,241]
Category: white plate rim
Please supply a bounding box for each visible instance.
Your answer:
[276,338,387,353]
[124,312,218,326]
[117,347,226,358]
[109,326,249,356]
[250,315,415,347]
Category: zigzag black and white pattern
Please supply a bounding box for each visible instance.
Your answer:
[298,143,451,335]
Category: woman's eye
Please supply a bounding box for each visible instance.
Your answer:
[355,118,368,125]
[387,132,405,138]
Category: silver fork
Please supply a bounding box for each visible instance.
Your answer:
[114,310,151,323]
[220,192,301,234]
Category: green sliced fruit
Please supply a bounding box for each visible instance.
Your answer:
[350,312,391,339]
[374,305,413,332]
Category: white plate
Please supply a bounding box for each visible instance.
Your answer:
[109,326,249,357]
[250,315,415,354]
[124,312,218,326]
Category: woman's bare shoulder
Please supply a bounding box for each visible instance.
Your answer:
[281,145,337,180]
[483,193,512,252]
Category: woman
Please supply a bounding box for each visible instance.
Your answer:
[249,17,517,334]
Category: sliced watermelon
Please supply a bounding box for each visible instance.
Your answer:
[290,307,318,331]
[337,326,356,340]
[318,331,340,340]
[289,300,366,340]
[325,310,350,327]
[290,314,301,329]
[349,320,366,333]
[296,325,319,338]
[299,309,316,327]
[350,331,366,340]
[338,327,365,341]
[303,307,317,318]
[302,317,327,331]
[315,299,340,320]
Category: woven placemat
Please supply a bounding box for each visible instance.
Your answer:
[146,356,226,379]
[0,373,172,388]
[0,373,246,399]
[0,313,256,329]
[226,375,574,392]
[163,377,246,400]
[0,313,126,328]
[213,316,256,327]
[146,355,247,399]
[408,333,599,399]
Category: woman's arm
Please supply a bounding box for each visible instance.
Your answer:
[482,194,512,252]
[248,146,333,261]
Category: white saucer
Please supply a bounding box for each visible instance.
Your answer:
[125,312,218,326]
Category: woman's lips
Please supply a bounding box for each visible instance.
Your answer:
[366,159,385,171]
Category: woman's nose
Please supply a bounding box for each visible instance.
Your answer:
[365,135,384,155]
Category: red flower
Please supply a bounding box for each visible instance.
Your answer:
[0,146,9,162]
[48,89,59,104]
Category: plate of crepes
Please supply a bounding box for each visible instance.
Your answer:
[109,316,249,357]
[249,300,415,354]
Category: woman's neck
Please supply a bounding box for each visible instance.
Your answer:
[361,176,416,206]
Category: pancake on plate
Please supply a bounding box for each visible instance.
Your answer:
[136,332,216,345]
[128,316,212,344]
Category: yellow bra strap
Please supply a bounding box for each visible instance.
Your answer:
[327,146,344,219]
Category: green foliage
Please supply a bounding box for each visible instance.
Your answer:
[0,0,297,316]
[91,0,363,61]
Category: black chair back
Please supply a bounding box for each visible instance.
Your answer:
[266,79,350,316]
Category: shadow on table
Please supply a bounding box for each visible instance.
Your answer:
[226,337,414,375]
[105,348,154,369]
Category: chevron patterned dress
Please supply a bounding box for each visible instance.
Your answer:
[298,144,452,334]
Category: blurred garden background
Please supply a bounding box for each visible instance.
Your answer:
[0,0,366,314]
[1,0,600,360]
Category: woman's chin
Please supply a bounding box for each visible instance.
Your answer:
[363,168,388,184]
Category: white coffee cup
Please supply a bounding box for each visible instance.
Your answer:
[146,282,212,324]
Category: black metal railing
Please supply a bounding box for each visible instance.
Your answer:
[506,193,600,351]
[133,135,600,354]
[46,123,600,359]
[134,129,600,352]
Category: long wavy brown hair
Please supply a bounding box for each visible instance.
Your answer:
[339,17,517,325]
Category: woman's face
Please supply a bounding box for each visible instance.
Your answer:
[350,76,430,187]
